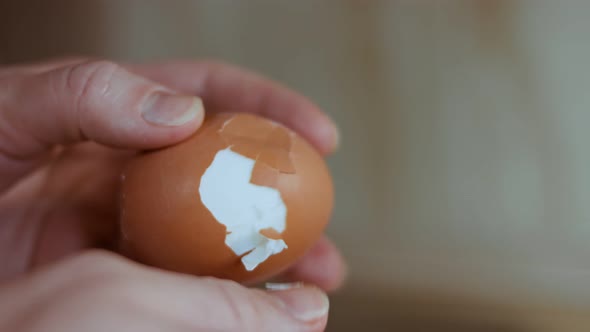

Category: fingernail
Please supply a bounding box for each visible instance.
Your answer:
[267,284,329,322]
[141,92,203,126]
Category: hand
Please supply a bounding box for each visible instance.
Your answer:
[0,251,332,332]
[0,58,345,331]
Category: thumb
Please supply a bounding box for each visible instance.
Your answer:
[0,59,204,189]
[1,59,204,154]
[163,278,330,332]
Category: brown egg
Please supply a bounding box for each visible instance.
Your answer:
[118,112,334,284]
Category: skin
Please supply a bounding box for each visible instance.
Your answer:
[0,58,346,332]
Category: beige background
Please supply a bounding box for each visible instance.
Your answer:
[3,1,590,330]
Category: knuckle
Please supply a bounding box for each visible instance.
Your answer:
[210,279,267,332]
[53,59,121,141]
[63,59,120,107]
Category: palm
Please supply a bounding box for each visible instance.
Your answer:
[0,143,131,279]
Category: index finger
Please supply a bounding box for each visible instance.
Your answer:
[127,60,339,155]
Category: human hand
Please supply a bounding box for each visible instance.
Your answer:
[0,251,333,331]
[0,58,345,331]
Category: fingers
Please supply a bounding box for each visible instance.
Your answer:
[1,58,339,158]
[127,60,340,155]
[0,59,204,192]
[275,236,347,292]
[20,251,330,332]
[1,59,204,156]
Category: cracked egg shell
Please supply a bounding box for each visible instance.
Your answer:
[118,112,334,284]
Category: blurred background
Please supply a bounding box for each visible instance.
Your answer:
[3,1,590,331]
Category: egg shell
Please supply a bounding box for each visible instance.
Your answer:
[118,112,334,284]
